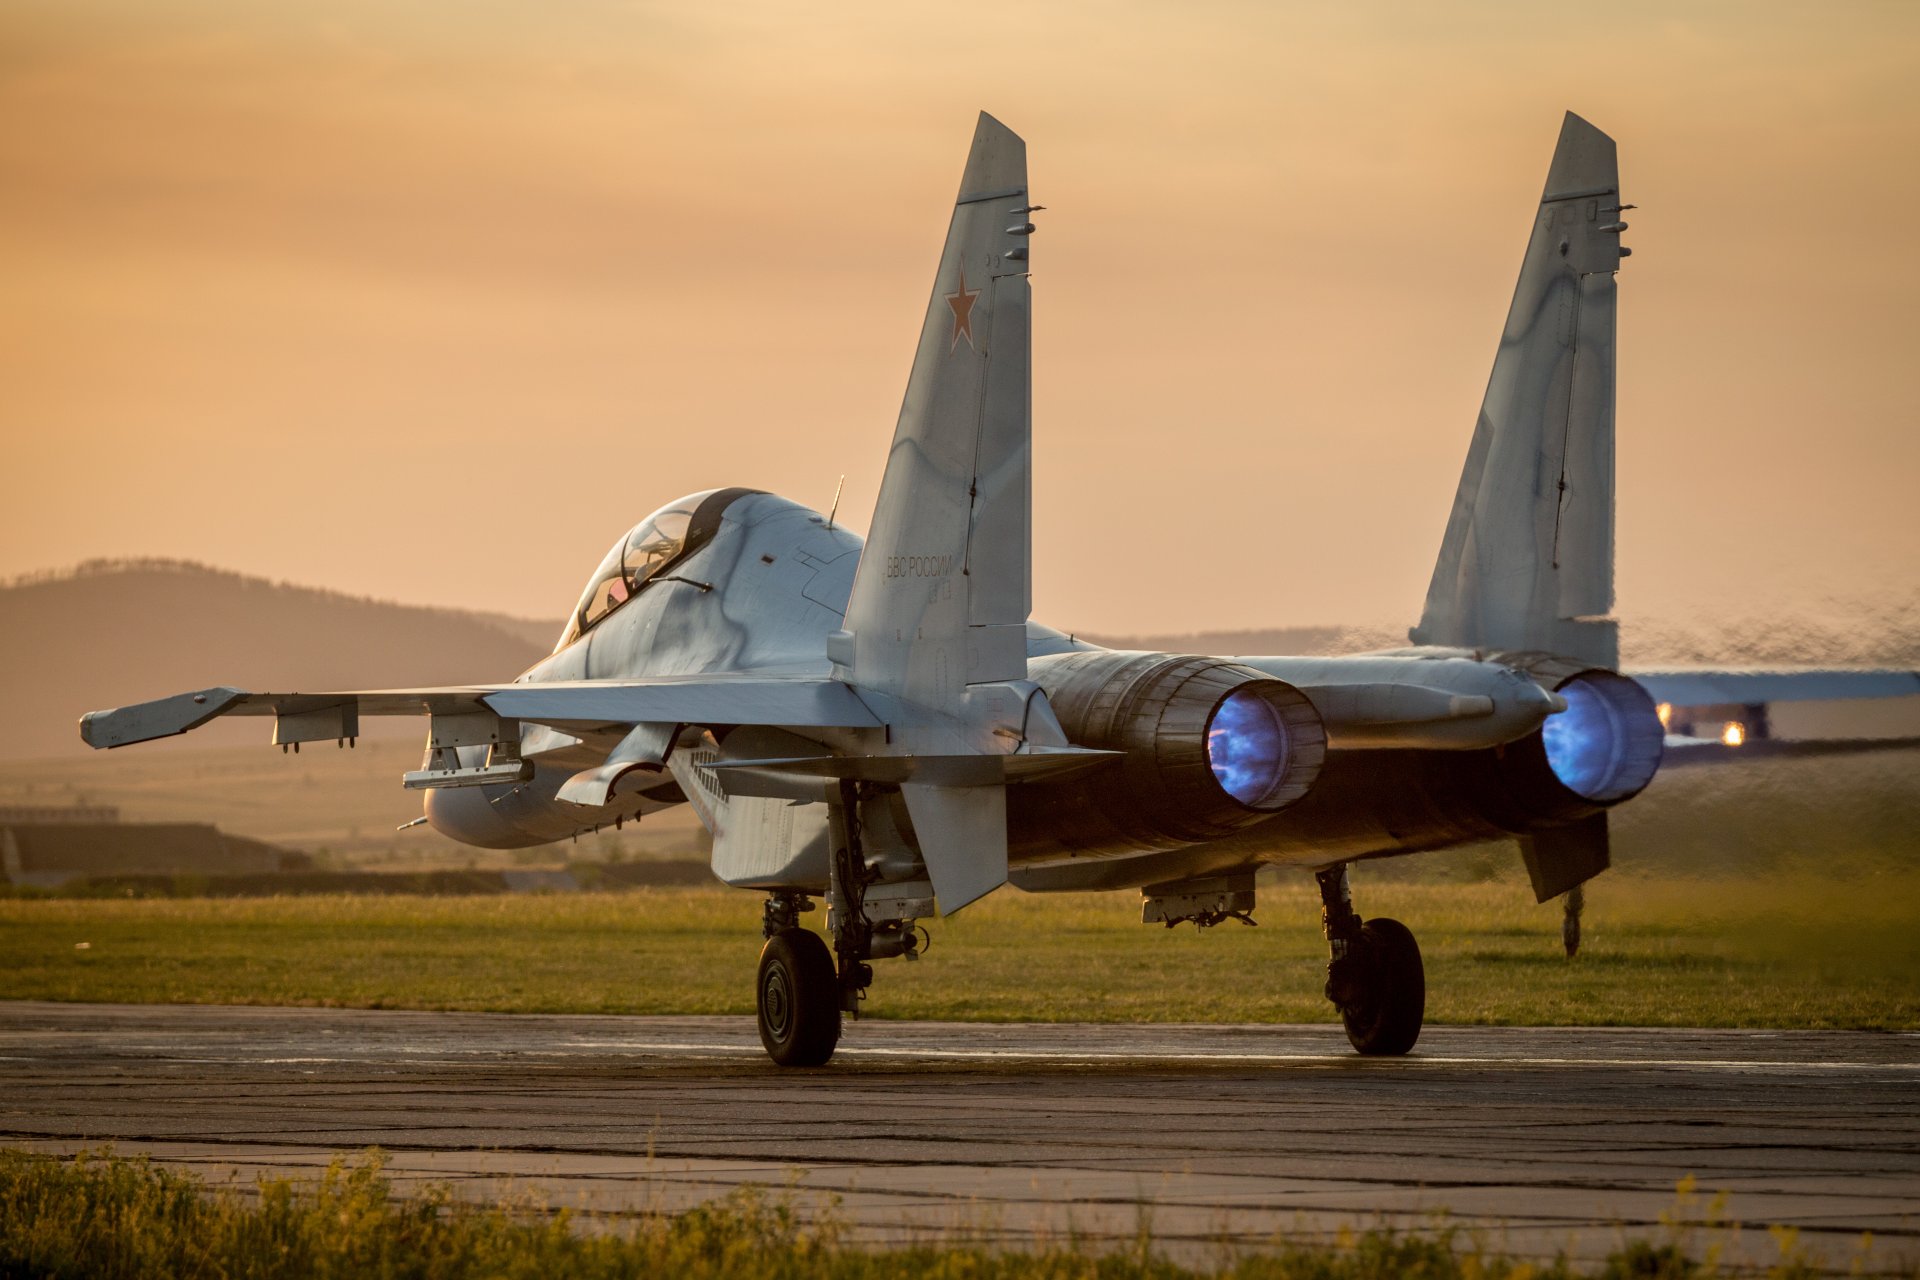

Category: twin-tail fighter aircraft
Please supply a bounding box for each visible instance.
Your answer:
[83,113,1919,1066]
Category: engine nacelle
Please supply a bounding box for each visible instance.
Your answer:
[1011,651,1327,859]
[1463,653,1665,827]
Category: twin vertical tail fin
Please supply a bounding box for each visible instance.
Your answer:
[830,113,1036,913]
[836,111,1034,704]
[1411,112,1628,669]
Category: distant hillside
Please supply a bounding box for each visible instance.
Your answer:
[2,560,557,759]
[454,610,559,652]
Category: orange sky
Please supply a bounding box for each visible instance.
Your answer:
[2,0,1915,636]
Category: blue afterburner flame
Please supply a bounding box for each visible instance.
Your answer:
[1540,680,1615,799]
[1206,688,1291,809]
[1539,674,1664,803]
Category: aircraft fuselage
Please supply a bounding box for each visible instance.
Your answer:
[426,489,1606,897]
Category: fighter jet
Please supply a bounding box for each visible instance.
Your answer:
[81,112,1918,1066]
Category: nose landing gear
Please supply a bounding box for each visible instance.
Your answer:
[1315,864,1424,1056]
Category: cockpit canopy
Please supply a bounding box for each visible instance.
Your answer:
[556,488,762,651]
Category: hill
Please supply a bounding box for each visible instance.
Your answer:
[1,560,557,759]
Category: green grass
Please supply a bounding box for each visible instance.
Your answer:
[1,1147,1877,1279]
[2,872,1915,1028]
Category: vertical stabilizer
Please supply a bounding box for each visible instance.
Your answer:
[837,112,1034,705]
[1411,113,1628,668]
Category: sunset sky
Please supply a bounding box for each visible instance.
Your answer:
[2,0,1915,636]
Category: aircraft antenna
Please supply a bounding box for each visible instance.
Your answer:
[826,475,845,530]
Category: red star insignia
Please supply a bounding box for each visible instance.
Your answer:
[945,267,980,353]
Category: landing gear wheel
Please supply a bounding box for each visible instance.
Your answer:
[1337,917,1424,1056]
[756,928,841,1067]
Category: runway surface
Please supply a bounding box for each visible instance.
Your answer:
[3,1001,1916,1269]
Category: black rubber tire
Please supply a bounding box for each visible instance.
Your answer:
[756,928,841,1067]
[1340,917,1424,1056]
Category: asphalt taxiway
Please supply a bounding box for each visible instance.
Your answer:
[2,1002,1914,1268]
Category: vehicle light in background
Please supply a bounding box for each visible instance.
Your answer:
[1722,721,1746,747]
[1656,702,1672,729]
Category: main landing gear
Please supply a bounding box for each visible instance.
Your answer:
[756,894,839,1066]
[755,780,921,1067]
[1315,864,1424,1055]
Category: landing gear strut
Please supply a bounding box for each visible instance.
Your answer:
[825,779,876,1015]
[1315,864,1424,1056]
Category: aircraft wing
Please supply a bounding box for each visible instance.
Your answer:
[1629,668,1920,706]
[1628,667,1920,764]
[78,675,883,750]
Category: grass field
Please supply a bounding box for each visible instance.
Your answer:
[13,1147,1859,1280]
[4,870,1915,1028]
